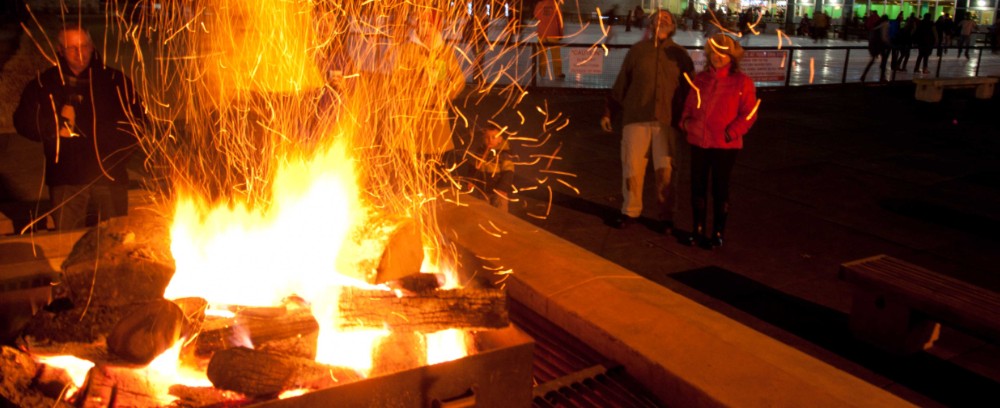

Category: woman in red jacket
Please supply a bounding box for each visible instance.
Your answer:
[680,34,758,248]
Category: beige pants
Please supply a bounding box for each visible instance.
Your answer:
[620,122,679,220]
[537,37,564,78]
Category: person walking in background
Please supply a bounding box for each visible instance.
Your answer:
[679,33,758,249]
[600,10,694,232]
[13,25,145,230]
[534,0,565,79]
[956,13,977,59]
[861,14,890,83]
[892,13,914,71]
[913,13,938,74]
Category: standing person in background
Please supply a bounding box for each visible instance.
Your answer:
[935,12,954,56]
[394,9,466,161]
[992,19,1000,53]
[679,33,758,249]
[798,13,811,37]
[13,25,144,231]
[634,5,646,29]
[466,123,516,212]
[913,13,938,74]
[600,10,694,232]
[812,11,829,42]
[956,13,977,59]
[704,2,721,38]
[534,0,565,79]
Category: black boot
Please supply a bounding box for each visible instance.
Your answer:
[711,201,729,248]
[686,198,708,248]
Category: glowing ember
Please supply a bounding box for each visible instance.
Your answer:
[35,354,93,395]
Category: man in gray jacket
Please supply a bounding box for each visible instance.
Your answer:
[600,10,694,232]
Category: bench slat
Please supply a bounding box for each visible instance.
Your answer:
[841,255,1000,342]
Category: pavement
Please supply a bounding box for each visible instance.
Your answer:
[498,83,1000,406]
[2,14,1000,406]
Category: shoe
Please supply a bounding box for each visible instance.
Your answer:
[654,220,674,235]
[556,73,566,80]
[611,214,636,229]
[709,232,724,248]
[685,232,709,248]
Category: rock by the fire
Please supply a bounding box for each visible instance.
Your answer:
[106,299,185,365]
[24,211,175,343]
[59,209,174,308]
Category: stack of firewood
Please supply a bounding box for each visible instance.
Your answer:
[2,210,509,407]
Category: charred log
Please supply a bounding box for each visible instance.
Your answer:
[168,384,249,407]
[338,287,508,332]
[374,219,424,284]
[370,331,426,377]
[78,365,161,408]
[206,347,361,397]
[106,299,185,365]
[0,346,74,407]
[190,302,319,360]
[386,273,445,293]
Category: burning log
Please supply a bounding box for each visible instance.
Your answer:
[370,331,427,377]
[206,347,361,397]
[0,346,74,407]
[386,272,445,293]
[168,384,249,407]
[374,219,424,284]
[337,287,509,332]
[77,365,162,408]
[190,301,319,361]
[106,299,186,365]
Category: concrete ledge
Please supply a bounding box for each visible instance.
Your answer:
[438,200,913,407]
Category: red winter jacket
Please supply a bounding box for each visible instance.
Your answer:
[680,65,758,149]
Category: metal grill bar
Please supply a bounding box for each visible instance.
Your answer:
[509,301,663,407]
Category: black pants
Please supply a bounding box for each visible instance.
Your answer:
[690,146,739,233]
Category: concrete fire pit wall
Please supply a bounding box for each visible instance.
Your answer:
[437,200,913,407]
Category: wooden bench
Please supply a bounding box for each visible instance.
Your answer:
[839,255,1000,354]
[913,76,998,102]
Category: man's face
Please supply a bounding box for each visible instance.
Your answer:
[484,129,502,149]
[654,12,674,40]
[59,30,94,75]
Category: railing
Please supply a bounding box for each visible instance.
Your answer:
[471,41,1000,90]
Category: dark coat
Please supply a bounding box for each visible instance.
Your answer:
[609,38,694,129]
[13,55,144,187]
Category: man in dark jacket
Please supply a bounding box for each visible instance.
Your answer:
[600,10,694,232]
[13,25,145,230]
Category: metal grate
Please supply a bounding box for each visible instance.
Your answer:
[509,301,663,408]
